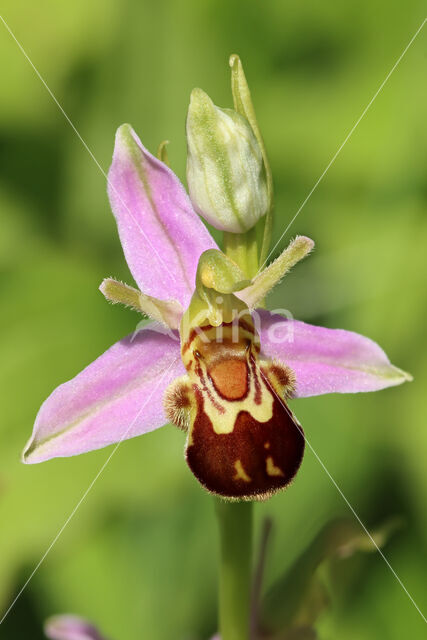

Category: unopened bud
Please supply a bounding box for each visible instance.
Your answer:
[186,88,268,233]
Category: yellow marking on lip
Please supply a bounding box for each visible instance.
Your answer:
[266,456,284,477]
[264,441,270,449]
[190,354,274,435]
[181,321,273,435]
[233,459,251,482]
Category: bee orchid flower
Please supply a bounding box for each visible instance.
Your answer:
[22,121,411,500]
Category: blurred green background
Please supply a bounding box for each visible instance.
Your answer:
[0,1,426,638]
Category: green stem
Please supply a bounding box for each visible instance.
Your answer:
[223,228,259,279]
[216,499,253,640]
[258,206,273,270]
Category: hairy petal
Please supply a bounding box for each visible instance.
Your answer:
[238,236,314,309]
[44,615,107,640]
[108,124,217,307]
[100,278,183,329]
[258,310,412,397]
[23,326,184,463]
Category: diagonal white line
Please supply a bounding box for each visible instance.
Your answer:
[0,356,180,626]
[0,13,180,291]
[1,7,425,629]
[0,11,185,626]
[259,17,426,273]
[258,364,426,624]
[253,19,427,618]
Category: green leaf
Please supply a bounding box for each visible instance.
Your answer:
[261,517,401,633]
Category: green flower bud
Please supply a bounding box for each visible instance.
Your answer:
[186,88,268,233]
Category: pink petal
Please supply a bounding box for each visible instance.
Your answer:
[44,615,107,640]
[108,124,217,307]
[23,325,184,463]
[258,310,412,397]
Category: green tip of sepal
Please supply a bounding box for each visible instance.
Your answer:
[388,366,413,384]
[116,123,141,165]
[116,122,134,144]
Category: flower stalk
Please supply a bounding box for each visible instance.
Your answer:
[216,499,253,640]
[215,65,264,639]
[223,227,259,280]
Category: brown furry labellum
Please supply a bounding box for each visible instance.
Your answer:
[164,319,304,500]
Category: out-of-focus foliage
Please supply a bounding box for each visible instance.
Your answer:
[0,1,426,639]
[260,516,402,636]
